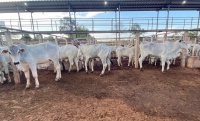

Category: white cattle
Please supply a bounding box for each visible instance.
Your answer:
[116,46,135,66]
[170,52,181,65]
[139,40,188,72]
[0,71,6,83]
[79,44,111,76]
[192,44,200,56]
[1,42,61,89]
[37,61,53,70]
[109,45,118,53]
[0,47,12,83]
[187,42,194,55]
[59,44,83,72]
[148,56,158,66]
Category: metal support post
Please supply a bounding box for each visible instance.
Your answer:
[134,33,139,68]
[115,11,117,45]
[17,6,22,30]
[118,5,121,45]
[156,11,159,39]
[166,5,170,36]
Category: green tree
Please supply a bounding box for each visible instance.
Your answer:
[59,17,76,31]
[189,31,198,38]
[75,26,89,38]
[20,34,32,44]
[129,23,145,36]
[44,35,55,42]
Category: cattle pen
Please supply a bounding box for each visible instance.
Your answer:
[0,0,200,121]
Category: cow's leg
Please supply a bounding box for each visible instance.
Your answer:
[68,57,74,73]
[24,69,31,89]
[148,57,151,64]
[29,66,39,88]
[84,58,89,73]
[91,59,94,73]
[173,58,176,65]
[0,71,4,84]
[161,57,166,72]
[100,58,107,76]
[139,53,148,71]
[117,56,121,66]
[166,59,171,71]
[4,65,11,83]
[128,55,131,66]
[132,57,134,66]
[74,58,79,72]
[82,60,85,69]
[54,62,61,81]
[107,57,111,72]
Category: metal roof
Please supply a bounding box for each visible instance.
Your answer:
[0,0,200,13]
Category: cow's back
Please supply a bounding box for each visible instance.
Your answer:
[59,45,77,59]
[19,42,59,63]
[140,42,171,56]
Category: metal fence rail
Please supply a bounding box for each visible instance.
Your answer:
[0,17,199,33]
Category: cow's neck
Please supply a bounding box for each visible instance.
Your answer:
[168,42,181,54]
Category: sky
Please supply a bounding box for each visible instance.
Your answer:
[0,8,199,41]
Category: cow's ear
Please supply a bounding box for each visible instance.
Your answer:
[1,50,8,54]
[20,48,25,52]
[179,40,183,42]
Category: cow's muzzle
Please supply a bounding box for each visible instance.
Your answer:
[14,62,20,65]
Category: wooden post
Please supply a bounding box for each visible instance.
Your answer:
[142,37,145,42]
[38,34,43,43]
[55,36,58,45]
[63,38,68,45]
[194,38,197,44]
[5,30,20,84]
[163,33,167,42]
[181,49,187,67]
[5,30,13,45]
[135,33,139,68]
[181,31,189,67]
[151,36,154,42]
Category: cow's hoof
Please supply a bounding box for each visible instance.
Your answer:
[140,69,143,71]
[55,78,59,81]
[91,71,94,73]
[35,86,39,89]
[86,71,88,74]
[99,74,103,77]
[25,86,30,89]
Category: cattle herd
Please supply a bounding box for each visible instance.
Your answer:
[0,39,199,89]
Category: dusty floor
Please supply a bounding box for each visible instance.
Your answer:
[0,60,200,121]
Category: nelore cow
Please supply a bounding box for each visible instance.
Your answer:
[1,42,61,89]
[79,44,111,76]
[139,40,188,72]
[0,46,12,83]
[59,44,83,72]
[116,45,135,67]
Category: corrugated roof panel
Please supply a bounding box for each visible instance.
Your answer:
[0,0,200,13]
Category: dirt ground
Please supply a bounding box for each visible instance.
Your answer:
[0,60,200,121]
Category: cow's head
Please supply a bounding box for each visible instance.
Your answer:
[178,40,188,50]
[1,45,25,65]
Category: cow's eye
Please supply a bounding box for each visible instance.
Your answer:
[9,52,11,54]
[18,51,20,54]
